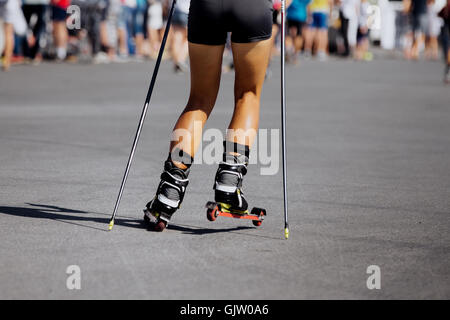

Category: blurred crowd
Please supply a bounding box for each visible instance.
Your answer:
[278,0,450,65]
[0,0,191,71]
[1,0,449,81]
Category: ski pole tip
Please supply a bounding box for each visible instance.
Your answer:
[108,220,114,231]
[284,227,289,240]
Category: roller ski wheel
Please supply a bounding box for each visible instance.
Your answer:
[205,201,266,227]
[206,206,217,222]
[143,207,167,232]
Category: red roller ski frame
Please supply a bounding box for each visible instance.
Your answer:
[205,201,266,227]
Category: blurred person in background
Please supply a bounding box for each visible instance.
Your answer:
[167,0,189,73]
[339,0,359,58]
[304,0,333,60]
[355,0,371,60]
[1,0,26,70]
[122,0,136,56]
[100,0,127,61]
[98,0,111,59]
[400,0,413,59]
[424,0,443,60]
[286,0,310,64]
[438,0,449,82]
[409,0,428,60]
[131,0,146,58]
[75,0,109,63]
[116,0,131,58]
[270,0,282,58]
[1,0,14,71]
[21,0,49,64]
[51,0,70,61]
[146,0,163,59]
[338,0,350,57]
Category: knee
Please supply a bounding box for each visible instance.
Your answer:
[235,90,259,106]
[185,94,216,115]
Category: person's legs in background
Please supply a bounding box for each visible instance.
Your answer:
[51,4,68,61]
[98,0,111,56]
[146,0,163,59]
[286,20,304,64]
[411,14,426,60]
[117,3,129,58]
[170,9,188,72]
[441,22,450,82]
[339,9,350,57]
[133,2,146,58]
[317,13,329,60]
[2,21,14,71]
[303,14,316,57]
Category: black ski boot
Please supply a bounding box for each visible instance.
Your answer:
[144,159,190,231]
[213,153,249,214]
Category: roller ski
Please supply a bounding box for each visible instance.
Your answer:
[206,201,266,227]
[205,153,266,227]
[143,158,189,232]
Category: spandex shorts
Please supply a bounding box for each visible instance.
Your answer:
[172,8,188,28]
[309,11,328,30]
[51,5,67,22]
[287,19,305,36]
[357,28,369,42]
[188,0,273,45]
[411,13,427,35]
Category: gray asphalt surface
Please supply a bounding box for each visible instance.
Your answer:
[0,55,449,299]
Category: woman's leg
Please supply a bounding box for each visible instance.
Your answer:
[170,25,188,69]
[144,42,224,228]
[304,27,315,55]
[211,39,272,213]
[148,27,160,57]
[286,24,299,63]
[227,39,272,148]
[295,25,305,54]
[53,21,68,60]
[169,42,225,168]
[317,29,327,53]
[270,23,279,57]
[2,23,14,71]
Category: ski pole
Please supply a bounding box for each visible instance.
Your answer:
[280,0,289,239]
[108,0,178,231]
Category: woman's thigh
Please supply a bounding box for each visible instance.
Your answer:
[231,39,272,99]
[187,42,224,111]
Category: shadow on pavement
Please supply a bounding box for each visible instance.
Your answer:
[0,203,144,231]
[0,203,282,239]
[167,223,253,235]
[168,223,282,240]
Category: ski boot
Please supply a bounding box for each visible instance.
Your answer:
[206,151,266,226]
[144,158,189,231]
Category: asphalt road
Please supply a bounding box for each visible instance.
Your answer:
[0,55,449,299]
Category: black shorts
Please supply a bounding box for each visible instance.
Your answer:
[287,19,305,36]
[357,28,369,42]
[188,0,273,45]
[273,9,280,25]
[51,5,67,22]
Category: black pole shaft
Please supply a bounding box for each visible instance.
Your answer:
[109,0,178,230]
[280,0,289,239]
